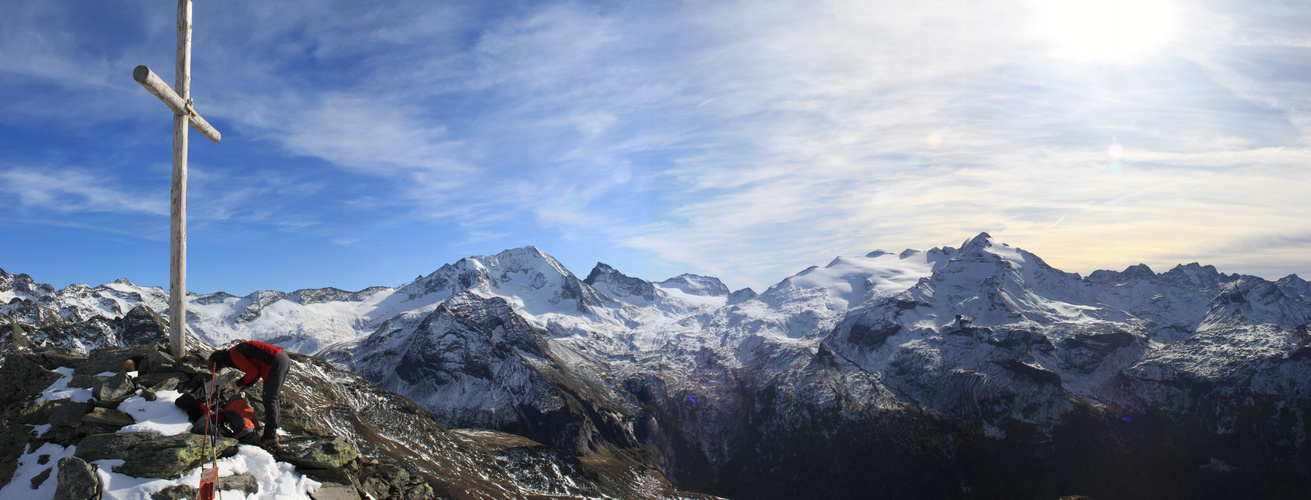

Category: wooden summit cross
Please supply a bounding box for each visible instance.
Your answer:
[133,0,221,359]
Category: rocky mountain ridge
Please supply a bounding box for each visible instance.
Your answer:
[0,314,719,499]
[5,233,1311,499]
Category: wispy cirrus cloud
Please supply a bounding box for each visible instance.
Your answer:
[0,166,166,216]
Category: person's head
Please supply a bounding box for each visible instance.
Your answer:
[209,349,232,371]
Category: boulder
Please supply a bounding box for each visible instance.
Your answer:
[49,401,90,429]
[310,482,361,500]
[135,372,186,392]
[142,350,176,375]
[74,432,237,479]
[0,348,72,410]
[218,472,259,496]
[0,460,17,489]
[91,371,136,404]
[353,459,435,500]
[30,465,52,489]
[68,374,96,389]
[299,467,360,500]
[81,407,135,427]
[0,423,34,465]
[177,358,212,377]
[15,400,62,425]
[149,484,194,500]
[147,472,258,500]
[273,436,358,469]
[55,456,101,500]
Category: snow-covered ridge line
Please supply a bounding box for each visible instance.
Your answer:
[4,233,1309,356]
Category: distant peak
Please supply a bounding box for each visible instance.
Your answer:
[957,232,1000,257]
[583,262,626,285]
[588,262,619,275]
[1277,273,1306,284]
[587,262,657,301]
[659,273,730,297]
[866,250,892,258]
[960,232,996,251]
[1123,264,1156,279]
[496,246,550,260]
[726,287,758,305]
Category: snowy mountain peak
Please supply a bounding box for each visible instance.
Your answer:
[960,231,996,251]
[1160,262,1231,289]
[1276,273,1311,302]
[956,232,1028,267]
[1202,276,1311,329]
[657,274,729,297]
[584,263,658,302]
[760,246,956,311]
[726,287,758,305]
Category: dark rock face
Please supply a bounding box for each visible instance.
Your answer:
[845,320,901,350]
[351,293,643,459]
[288,287,387,306]
[116,305,169,347]
[585,263,657,302]
[54,456,100,500]
[237,290,287,323]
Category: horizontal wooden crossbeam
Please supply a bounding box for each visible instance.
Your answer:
[133,65,222,143]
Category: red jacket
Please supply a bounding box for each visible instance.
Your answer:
[230,341,284,386]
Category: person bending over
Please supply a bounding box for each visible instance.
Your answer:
[209,340,290,448]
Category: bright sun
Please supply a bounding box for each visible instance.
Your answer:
[1036,0,1177,64]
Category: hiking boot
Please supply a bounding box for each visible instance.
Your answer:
[260,437,279,449]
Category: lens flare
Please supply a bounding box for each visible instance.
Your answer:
[1108,137,1124,160]
[927,130,944,148]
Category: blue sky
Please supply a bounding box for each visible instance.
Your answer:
[1,0,1310,296]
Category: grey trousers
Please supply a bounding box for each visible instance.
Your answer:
[262,350,291,440]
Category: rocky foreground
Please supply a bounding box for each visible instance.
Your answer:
[0,331,720,499]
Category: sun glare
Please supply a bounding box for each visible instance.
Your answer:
[1036,0,1177,64]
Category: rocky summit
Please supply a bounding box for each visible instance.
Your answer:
[4,234,1311,499]
[0,338,718,499]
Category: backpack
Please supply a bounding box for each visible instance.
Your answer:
[217,396,261,445]
[174,393,209,421]
[177,393,262,445]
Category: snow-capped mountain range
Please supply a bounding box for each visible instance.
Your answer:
[5,233,1311,499]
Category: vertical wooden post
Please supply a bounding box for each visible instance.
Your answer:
[169,0,193,360]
